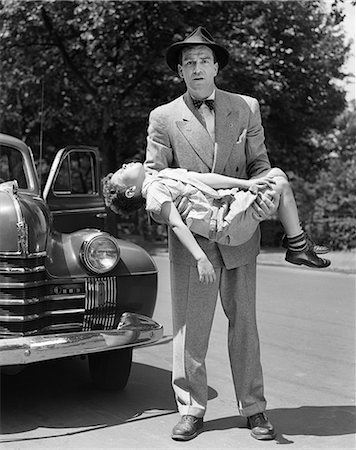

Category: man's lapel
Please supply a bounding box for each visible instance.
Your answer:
[175,93,215,170]
[213,89,240,173]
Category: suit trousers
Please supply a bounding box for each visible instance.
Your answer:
[170,259,266,418]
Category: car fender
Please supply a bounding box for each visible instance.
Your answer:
[45,229,157,278]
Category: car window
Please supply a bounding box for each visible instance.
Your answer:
[0,144,27,188]
[53,151,97,195]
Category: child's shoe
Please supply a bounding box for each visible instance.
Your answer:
[282,234,329,254]
[285,246,331,268]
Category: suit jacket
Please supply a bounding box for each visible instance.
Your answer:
[145,88,271,269]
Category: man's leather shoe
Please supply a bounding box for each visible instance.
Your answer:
[171,415,203,441]
[285,246,331,268]
[282,234,329,254]
[247,412,276,440]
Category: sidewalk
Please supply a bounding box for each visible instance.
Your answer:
[132,237,356,275]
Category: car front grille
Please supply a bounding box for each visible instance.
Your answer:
[84,277,118,331]
[0,258,121,336]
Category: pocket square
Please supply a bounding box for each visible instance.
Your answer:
[236,129,247,144]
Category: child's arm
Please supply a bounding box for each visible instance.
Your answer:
[159,201,216,284]
[188,172,275,191]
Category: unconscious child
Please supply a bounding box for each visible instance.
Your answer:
[102,163,330,284]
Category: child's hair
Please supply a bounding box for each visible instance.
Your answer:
[102,173,145,214]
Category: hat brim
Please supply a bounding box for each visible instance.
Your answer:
[166,42,229,74]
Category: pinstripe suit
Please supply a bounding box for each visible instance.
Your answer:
[145,88,271,418]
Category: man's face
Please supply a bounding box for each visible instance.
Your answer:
[178,45,218,99]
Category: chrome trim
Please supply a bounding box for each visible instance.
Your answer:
[42,323,83,332]
[0,295,85,306]
[0,298,40,306]
[51,207,105,215]
[49,309,83,316]
[43,294,85,301]
[84,277,117,330]
[0,182,30,255]
[0,313,163,366]
[11,187,24,225]
[118,270,158,276]
[0,313,40,322]
[0,308,84,322]
[0,265,46,274]
[0,251,47,258]
[0,280,46,288]
[17,221,29,255]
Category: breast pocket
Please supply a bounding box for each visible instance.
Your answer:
[236,128,247,145]
[231,130,248,176]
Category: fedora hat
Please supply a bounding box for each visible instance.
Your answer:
[166,26,229,73]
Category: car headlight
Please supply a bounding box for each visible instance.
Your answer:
[80,234,120,274]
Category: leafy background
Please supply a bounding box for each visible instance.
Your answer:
[0,0,355,248]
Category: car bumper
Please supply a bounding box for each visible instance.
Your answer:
[0,312,163,366]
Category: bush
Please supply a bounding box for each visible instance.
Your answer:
[287,154,356,250]
[305,217,356,250]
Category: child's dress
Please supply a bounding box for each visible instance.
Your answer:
[142,168,260,246]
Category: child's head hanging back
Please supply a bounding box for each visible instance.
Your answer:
[102,162,146,214]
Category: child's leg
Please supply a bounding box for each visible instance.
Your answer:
[265,168,303,238]
[264,168,330,268]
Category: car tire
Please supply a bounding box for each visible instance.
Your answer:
[88,347,133,391]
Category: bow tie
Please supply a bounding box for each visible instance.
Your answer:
[192,98,215,111]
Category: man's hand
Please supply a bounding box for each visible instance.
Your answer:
[248,176,276,192]
[197,256,216,284]
[251,190,280,221]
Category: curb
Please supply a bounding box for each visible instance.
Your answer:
[256,259,355,275]
[257,249,356,275]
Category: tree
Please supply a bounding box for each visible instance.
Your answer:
[0,0,350,177]
[288,104,356,249]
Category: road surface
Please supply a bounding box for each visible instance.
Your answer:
[0,254,355,449]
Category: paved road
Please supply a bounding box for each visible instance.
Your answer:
[0,254,355,449]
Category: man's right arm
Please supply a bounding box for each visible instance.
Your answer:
[144,108,173,172]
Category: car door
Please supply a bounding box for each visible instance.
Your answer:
[43,146,107,233]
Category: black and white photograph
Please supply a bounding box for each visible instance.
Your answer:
[0,1,355,448]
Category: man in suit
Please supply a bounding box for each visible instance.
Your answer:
[144,26,279,442]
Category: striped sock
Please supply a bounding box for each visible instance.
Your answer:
[287,232,307,252]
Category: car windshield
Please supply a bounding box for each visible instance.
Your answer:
[0,145,27,188]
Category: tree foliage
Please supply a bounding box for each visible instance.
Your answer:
[289,104,356,249]
[0,0,351,177]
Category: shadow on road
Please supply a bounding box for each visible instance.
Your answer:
[203,405,356,442]
[0,357,216,442]
[0,358,174,437]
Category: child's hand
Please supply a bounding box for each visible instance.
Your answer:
[197,256,216,284]
[248,177,276,192]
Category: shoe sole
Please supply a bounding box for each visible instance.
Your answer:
[171,429,202,441]
[250,431,277,440]
[285,257,331,268]
[171,432,198,441]
[171,424,203,441]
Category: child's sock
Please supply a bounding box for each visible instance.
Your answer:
[287,231,307,252]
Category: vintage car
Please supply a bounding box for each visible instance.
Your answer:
[0,132,163,390]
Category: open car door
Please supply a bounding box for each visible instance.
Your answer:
[43,146,107,233]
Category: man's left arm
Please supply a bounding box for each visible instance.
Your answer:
[245,98,271,178]
[245,97,279,218]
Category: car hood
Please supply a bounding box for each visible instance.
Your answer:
[0,180,50,255]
